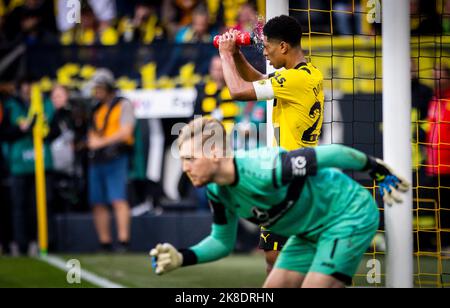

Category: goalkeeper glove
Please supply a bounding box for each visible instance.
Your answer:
[149,243,183,275]
[365,156,410,206]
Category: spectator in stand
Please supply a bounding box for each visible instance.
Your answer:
[442,0,450,35]
[3,0,57,45]
[46,85,77,213]
[188,55,241,210]
[0,0,21,18]
[115,0,142,18]
[57,0,117,36]
[216,0,252,29]
[411,59,433,176]
[411,0,442,35]
[0,90,26,256]
[87,70,135,252]
[162,0,204,39]
[0,6,7,45]
[3,76,55,256]
[332,0,362,35]
[82,0,117,33]
[289,0,331,35]
[232,100,266,151]
[118,0,166,44]
[194,55,240,131]
[234,2,258,34]
[48,85,75,144]
[175,5,217,43]
[426,64,450,251]
[410,59,435,250]
[60,2,118,46]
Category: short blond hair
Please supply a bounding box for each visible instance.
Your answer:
[178,117,230,157]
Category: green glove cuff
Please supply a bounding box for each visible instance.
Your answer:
[363,155,378,172]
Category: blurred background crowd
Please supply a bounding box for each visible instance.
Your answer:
[1,0,449,49]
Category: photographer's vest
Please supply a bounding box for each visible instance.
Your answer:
[93,97,134,146]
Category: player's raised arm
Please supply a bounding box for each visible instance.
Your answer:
[218,29,266,82]
[150,196,239,275]
[233,49,266,82]
[280,145,410,205]
[218,32,259,101]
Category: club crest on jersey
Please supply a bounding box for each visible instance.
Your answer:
[291,156,307,176]
[252,207,269,222]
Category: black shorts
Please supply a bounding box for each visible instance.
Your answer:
[258,228,289,251]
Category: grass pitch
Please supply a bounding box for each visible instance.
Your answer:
[0,253,449,288]
[0,257,96,288]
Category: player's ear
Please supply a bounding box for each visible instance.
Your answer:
[280,41,289,55]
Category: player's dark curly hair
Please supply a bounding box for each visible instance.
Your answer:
[263,15,302,47]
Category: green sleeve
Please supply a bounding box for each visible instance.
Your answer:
[274,145,369,185]
[316,144,368,171]
[190,215,238,264]
[180,190,238,266]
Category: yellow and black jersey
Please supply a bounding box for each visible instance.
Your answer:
[253,62,324,151]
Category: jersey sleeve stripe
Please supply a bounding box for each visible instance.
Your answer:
[206,188,220,202]
[209,200,228,225]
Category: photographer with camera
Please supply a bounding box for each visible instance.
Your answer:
[87,69,135,252]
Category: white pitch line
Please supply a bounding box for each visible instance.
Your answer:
[37,255,126,289]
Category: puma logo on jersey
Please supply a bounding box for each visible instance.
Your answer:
[291,156,307,176]
[260,233,270,243]
[252,207,269,221]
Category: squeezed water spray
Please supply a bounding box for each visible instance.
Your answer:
[251,16,265,53]
[213,15,266,53]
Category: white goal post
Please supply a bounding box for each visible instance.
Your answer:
[265,0,289,146]
[382,0,413,288]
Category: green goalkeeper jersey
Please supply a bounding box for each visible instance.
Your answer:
[181,145,378,265]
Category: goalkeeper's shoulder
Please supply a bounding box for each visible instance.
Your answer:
[234,146,285,161]
[234,146,286,177]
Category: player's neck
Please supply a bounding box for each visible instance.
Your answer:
[214,157,236,186]
[285,49,306,70]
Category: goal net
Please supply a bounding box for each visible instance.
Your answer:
[286,0,450,287]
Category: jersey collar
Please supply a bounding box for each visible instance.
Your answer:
[294,62,308,69]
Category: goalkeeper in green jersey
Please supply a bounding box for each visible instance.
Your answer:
[150,118,409,288]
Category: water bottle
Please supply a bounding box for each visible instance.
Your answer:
[213,32,256,48]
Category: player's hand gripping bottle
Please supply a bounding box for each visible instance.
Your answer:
[213,32,256,48]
